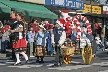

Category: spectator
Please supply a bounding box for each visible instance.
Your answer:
[29,18,39,33]
[27,27,35,57]
[34,25,46,63]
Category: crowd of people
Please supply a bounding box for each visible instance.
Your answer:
[0,8,66,67]
[0,9,108,67]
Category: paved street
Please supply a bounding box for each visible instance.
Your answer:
[0,51,108,72]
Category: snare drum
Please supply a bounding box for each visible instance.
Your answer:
[34,45,46,56]
[61,46,75,55]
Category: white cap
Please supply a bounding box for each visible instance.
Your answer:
[39,25,46,30]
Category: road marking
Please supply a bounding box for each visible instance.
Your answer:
[99,70,108,72]
[48,65,91,70]
[0,63,6,65]
[92,62,108,66]
[6,62,15,64]
[8,64,43,68]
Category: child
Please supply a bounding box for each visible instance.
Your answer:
[27,27,35,57]
[34,25,46,63]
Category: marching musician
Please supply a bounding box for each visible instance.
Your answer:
[10,12,29,65]
[7,8,17,60]
[51,18,66,67]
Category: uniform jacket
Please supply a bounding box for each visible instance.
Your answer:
[51,27,66,45]
[27,31,35,43]
[80,33,91,48]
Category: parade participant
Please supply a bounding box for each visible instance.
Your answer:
[7,8,17,60]
[29,18,39,33]
[51,18,66,67]
[10,12,28,65]
[34,25,46,63]
[59,10,73,38]
[80,32,91,49]
[27,27,35,57]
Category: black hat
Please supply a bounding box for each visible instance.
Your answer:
[31,18,38,23]
[11,8,16,11]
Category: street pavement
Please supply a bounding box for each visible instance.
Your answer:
[0,51,108,72]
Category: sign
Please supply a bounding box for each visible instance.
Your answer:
[103,6,108,14]
[77,4,101,14]
[77,4,91,13]
[45,0,84,10]
[18,0,45,4]
[92,6,101,14]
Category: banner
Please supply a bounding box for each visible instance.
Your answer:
[77,4,91,13]
[103,6,108,14]
[45,0,84,10]
[92,6,101,14]
[77,4,101,14]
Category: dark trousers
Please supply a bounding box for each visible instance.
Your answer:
[12,48,16,59]
[54,45,63,64]
[1,40,8,52]
[92,40,98,54]
[10,40,16,59]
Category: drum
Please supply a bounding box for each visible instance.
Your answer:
[61,46,75,56]
[34,46,46,56]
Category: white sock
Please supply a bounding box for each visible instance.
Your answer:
[15,52,20,63]
[20,52,28,61]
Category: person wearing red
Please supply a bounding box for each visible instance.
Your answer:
[29,18,39,33]
[10,12,28,65]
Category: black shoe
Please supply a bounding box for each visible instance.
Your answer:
[39,61,44,63]
[59,62,63,66]
[14,62,21,65]
[26,60,29,64]
[36,60,39,63]
[50,64,59,67]
[48,51,51,55]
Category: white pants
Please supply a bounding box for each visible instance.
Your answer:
[15,52,28,63]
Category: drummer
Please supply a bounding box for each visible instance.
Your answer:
[7,8,17,60]
[51,19,66,67]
